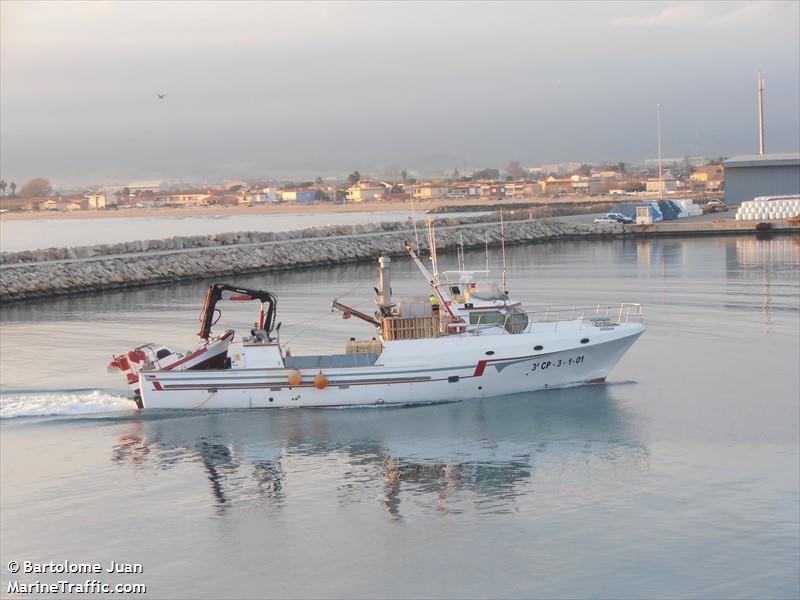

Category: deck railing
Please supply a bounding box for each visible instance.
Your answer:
[467,303,645,335]
[532,303,645,325]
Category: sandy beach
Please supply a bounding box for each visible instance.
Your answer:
[0,196,621,222]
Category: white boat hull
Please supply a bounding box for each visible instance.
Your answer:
[138,321,645,410]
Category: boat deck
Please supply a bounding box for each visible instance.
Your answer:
[285,353,379,369]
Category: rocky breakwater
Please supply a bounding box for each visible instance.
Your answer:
[0,217,614,302]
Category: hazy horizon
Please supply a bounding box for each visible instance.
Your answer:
[2,0,799,186]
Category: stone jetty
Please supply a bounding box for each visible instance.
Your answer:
[0,216,617,303]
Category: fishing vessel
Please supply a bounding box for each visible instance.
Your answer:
[108,239,645,410]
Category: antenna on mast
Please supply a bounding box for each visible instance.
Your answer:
[410,195,421,252]
[758,71,766,155]
[500,208,508,294]
[485,230,489,273]
[425,219,440,286]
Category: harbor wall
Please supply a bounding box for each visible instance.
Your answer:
[0,218,608,302]
[2,216,797,303]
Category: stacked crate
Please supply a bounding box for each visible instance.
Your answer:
[382,316,440,341]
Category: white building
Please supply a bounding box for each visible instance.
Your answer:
[247,188,278,203]
[570,176,601,195]
[84,192,108,209]
[347,183,385,203]
[412,183,450,200]
[645,173,678,193]
[126,181,163,193]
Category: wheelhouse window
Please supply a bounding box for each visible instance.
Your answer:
[469,311,503,325]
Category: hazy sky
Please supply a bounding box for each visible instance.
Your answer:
[1,0,799,185]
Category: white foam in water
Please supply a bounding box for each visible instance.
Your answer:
[0,390,136,418]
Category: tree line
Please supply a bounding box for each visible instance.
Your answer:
[0,177,52,198]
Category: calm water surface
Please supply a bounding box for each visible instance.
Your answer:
[1,236,798,598]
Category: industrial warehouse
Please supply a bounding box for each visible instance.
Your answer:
[723,153,800,205]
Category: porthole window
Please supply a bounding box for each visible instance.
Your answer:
[580,338,590,344]
[485,350,495,356]
[534,345,543,351]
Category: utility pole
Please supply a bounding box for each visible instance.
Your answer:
[758,71,766,155]
[657,101,664,201]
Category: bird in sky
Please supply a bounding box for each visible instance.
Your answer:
[156,93,166,99]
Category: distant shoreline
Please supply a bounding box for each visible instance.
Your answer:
[0,196,623,222]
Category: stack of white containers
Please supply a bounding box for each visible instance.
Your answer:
[674,199,703,218]
[735,195,800,221]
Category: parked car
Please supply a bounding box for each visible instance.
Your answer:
[594,215,620,224]
[606,212,634,224]
[704,200,729,213]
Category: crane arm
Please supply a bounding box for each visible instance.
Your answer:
[331,299,381,327]
[198,284,278,340]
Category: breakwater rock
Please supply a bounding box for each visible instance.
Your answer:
[0,218,613,302]
[0,214,515,265]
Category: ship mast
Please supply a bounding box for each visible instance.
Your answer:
[404,240,456,319]
[485,230,489,273]
[500,208,508,294]
[410,194,421,251]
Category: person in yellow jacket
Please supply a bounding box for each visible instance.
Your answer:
[429,294,441,314]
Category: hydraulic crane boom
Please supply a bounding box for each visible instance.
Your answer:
[198,284,278,340]
[331,299,381,327]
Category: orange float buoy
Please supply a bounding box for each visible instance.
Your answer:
[313,372,328,390]
[287,369,302,386]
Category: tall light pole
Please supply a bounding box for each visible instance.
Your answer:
[758,71,765,155]
[657,101,664,201]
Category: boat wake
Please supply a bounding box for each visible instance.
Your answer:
[0,390,136,419]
